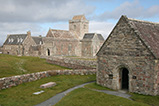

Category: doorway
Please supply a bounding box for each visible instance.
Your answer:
[120,68,129,90]
[47,49,50,56]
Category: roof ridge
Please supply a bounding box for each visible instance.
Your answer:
[10,34,27,36]
[128,18,159,25]
[51,29,69,32]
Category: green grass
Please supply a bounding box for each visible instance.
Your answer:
[56,82,159,106]
[130,93,159,106]
[55,88,148,106]
[0,75,96,106]
[0,54,69,78]
[85,82,114,91]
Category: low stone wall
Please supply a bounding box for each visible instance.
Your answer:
[42,56,97,69]
[0,69,96,90]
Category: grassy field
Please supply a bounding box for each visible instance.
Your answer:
[55,88,148,106]
[55,82,159,106]
[0,54,69,78]
[0,75,96,106]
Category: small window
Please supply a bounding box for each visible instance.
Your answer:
[40,41,42,45]
[17,38,20,42]
[74,25,76,29]
[132,76,137,79]
[10,38,14,42]
[109,74,113,79]
[84,25,86,29]
[20,38,23,42]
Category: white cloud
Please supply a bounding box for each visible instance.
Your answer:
[89,21,115,39]
[0,0,95,22]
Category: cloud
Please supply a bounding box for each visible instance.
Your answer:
[0,0,95,23]
[97,0,159,21]
[89,21,115,39]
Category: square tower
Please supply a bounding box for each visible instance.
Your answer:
[69,15,89,40]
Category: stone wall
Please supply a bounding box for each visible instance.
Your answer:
[42,56,97,69]
[0,69,96,90]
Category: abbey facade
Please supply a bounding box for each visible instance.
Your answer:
[2,15,104,57]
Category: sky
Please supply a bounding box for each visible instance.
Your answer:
[0,0,159,46]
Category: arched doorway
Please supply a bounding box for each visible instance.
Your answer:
[47,49,50,56]
[120,68,129,90]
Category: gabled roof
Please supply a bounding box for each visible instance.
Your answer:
[72,15,86,20]
[127,17,159,59]
[82,33,104,41]
[32,37,43,45]
[3,34,27,45]
[97,15,159,59]
[47,29,76,39]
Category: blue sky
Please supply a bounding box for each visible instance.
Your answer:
[0,0,159,46]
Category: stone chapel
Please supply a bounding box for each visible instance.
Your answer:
[97,15,159,95]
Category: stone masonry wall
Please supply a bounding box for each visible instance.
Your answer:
[0,69,96,90]
[42,56,97,69]
[97,17,158,95]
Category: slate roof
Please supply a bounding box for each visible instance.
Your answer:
[125,16,159,59]
[82,33,104,41]
[49,29,76,39]
[72,15,86,20]
[32,37,43,45]
[97,15,159,58]
[4,34,27,45]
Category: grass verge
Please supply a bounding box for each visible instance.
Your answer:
[0,54,69,78]
[55,88,148,106]
[130,93,159,106]
[85,82,114,91]
[0,75,95,106]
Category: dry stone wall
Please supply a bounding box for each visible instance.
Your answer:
[0,69,96,90]
[42,56,97,69]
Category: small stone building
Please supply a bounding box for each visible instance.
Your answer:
[81,33,104,57]
[97,15,159,95]
[3,31,36,56]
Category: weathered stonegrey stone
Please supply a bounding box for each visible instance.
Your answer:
[44,56,97,69]
[0,69,96,90]
[2,31,36,56]
[97,15,159,96]
[40,82,56,88]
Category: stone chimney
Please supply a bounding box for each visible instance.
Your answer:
[27,31,31,37]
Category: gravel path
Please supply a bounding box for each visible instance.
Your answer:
[35,82,131,106]
[35,82,94,106]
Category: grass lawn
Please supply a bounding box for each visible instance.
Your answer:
[55,82,159,106]
[130,93,159,106]
[55,88,148,106]
[0,54,69,78]
[0,75,95,106]
[85,82,114,91]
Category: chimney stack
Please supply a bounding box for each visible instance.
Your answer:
[27,31,31,37]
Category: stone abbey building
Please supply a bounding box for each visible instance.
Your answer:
[97,15,159,95]
[2,15,104,57]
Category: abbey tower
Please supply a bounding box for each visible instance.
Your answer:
[69,15,89,40]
